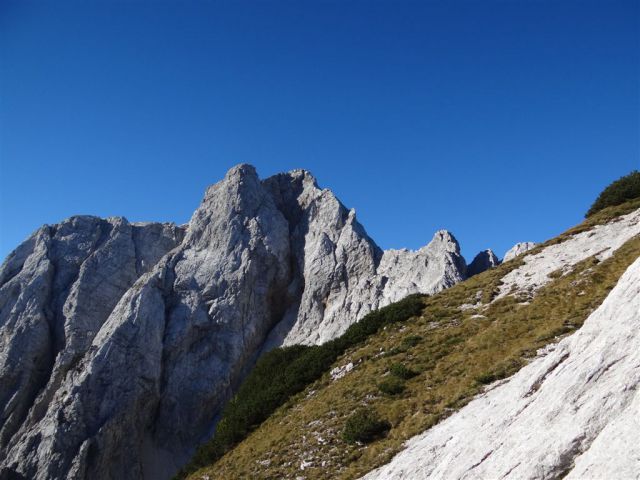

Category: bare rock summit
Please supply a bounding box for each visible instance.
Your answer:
[466,248,500,277]
[0,164,467,480]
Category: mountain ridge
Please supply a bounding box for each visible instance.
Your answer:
[0,164,486,480]
[184,198,640,480]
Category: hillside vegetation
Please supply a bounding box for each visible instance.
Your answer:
[183,199,640,480]
[586,170,640,217]
[178,296,424,478]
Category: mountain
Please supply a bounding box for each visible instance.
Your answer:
[184,197,640,480]
[0,165,468,480]
[466,249,499,277]
[4,166,638,480]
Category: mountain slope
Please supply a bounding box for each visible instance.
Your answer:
[186,200,640,480]
[0,165,467,480]
[363,254,640,479]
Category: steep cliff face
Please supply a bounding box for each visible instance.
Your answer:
[466,248,500,276]
[262,169,383,346]
[0,216,184,464]
[0,165,467,480]
[263,169,467,346]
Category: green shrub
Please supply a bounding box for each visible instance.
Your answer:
[586,170,640,217]
[475,358,524,385]
[389,363,418,379]
[475,372,498,385]
[378,377,406,396]
[383,347,404,357]
[401,335,423,348]
[176,294,425,478]
[342,408,391,444]
[338,295,425,348]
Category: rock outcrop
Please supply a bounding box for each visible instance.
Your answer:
[497,208,640,300]
[0,165,467,480]
[362,255,640,480]
[261,169,467,345]
[466,249,500,277]
[503,241,537,262]
[0,216,184,464]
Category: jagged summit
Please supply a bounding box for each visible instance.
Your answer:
[467,248,500,277]
[0,164,467,480]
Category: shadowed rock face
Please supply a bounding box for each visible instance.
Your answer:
[0,216,184,461]
[467,249,500,277]
[263,169,467,346]
[0,164,467,480]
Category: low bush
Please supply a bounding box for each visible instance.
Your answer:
[389,363,418,379]
[586,170,640,217]
[475,371,498,385]
[475,358,524,385]
[177,293,425,478]
[401,335,423,348]
[342,408,391,444]
[378,377,406,396]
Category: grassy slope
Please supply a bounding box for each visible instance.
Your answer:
[188,200,640,480]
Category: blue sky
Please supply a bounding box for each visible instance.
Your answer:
[1,0,638,262]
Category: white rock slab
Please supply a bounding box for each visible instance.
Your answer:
[497,208,640,299]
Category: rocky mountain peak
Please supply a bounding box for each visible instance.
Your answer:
[424,229,462,254]
[467,248,500,277]
[0,164,469,480]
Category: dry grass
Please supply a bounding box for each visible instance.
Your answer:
[188,203,640,480]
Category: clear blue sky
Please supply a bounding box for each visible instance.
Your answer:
[1,0,639,263]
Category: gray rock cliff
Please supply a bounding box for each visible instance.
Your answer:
[0,164,467,479]
[466,248,500,277]
[503,241,537,262]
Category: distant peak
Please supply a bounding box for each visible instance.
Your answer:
[285,168,319,188]
[288,168,315,178]
[224,163,258,180]
[467,248,500,277]
[432,229,460,245]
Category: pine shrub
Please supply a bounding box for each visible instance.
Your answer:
[176,293,425,478]
[389,363,418,379]
[586,170,640,217]
[342,408,391,444]
[378,377,406,395]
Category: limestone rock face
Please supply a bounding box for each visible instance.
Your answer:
[263,170,467,345]
[0,164,467,480]
[497,209,640,300]
[0,216,184,463]
[362,256,640,480]
[262,169,382,346]
[466,249,500,277]
[503,241,537,262]
[378,230,466,305]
